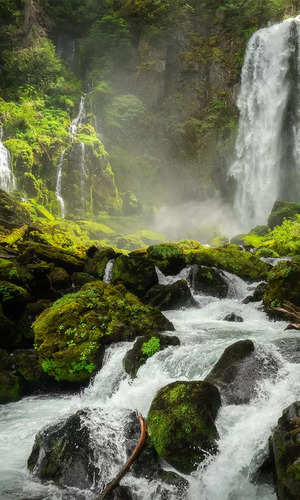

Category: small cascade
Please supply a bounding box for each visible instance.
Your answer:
[0,126,16,193]
[103,259,115,284]
[230,17,300,229]
[222,270,251,301]
[55,96,86,217]
[155,265,192,286]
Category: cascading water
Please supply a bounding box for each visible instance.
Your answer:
[230,17,300,230]
[103,259,115,284]
[55,96,86,217]
[0,126,16,193]
[1,267,299,500]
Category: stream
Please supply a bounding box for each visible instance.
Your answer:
[0,271,299,500]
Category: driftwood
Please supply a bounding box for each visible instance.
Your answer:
[96,412,146,500]
[273,300,300,330]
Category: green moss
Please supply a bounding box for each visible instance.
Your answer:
[141,336,160,359]
[0,371,21,404]
[33,281,172,384]
[264,260,300,311]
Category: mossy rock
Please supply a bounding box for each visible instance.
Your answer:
[186,244,270,281]
[190,265,229,298]
[0,189,31,229]
[16,300,52,345]
[0,258,15,281]
[255,247,280,258]
[0,280,31,319]
[18,242,85,274]
[84,247,116,279]
[111,254,158,298]
[12,349,51,393]
[48,267,71,292]
[71,272,95,289]
[143,280,195,310]
[0,369,22,404]
[147,380,221,474]
[268,200,300,229]
[263,260,300,313]
[33,281,173,385]
[123,334,180,378]
[270,401,300,500]
[146,243,186,275]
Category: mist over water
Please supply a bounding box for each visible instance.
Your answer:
[154,198,242,242]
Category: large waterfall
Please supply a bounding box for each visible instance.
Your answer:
[0,126,16,193]
[230,17,300,230]
[55,96,86,217]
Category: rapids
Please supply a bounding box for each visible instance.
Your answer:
[0,271,299,500]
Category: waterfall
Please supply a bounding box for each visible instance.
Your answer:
[230,17,300,230]
[0,126,16,193]
[103,259,115,284]
[55,96,86,217]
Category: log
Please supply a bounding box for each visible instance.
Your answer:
[96,412,146,500]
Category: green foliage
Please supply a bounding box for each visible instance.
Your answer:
[141,336,161,359]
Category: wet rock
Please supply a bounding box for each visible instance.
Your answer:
[205,340,279,404]
[16,299,52,346]
[223,313,244,322]
[270,401,300,500]
[33,281,173,385]
[147,380,221,473]
[243,282,266,304]
[190,265,228,298]
[0,280,31,319]
[84,247,116,279]
[123,334,180,378]
[11,349,51,393]
[105,486,134,500]
[112,254,158,298]
[273,337,300,364]
[71,271,95,289]
[143,280,195,310]
[48,266,71,293]
[146,244,186,275]
[28,409,99,488]
[0,350,22,403]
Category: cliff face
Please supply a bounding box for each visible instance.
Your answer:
[0,0,298,218]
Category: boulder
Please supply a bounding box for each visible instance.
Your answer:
[146,243,186,275]
[17,242,85,274]
[268,200,300,229]
[263,260,300,315]
[84,247,116,279]
[223,313,244,322]
[205,340,279,404]
[11,349,51,393]
[123,334,180,378]
[28,409,99,489]
[243,282,266,304]
[143,280,195,310]
[71,272,95,289]
[147,380,221,473]
[0,350,22,404]
[48,267,71,293]
[0,189,31,229]
[112,254,158,298]
[271,401,300,500]
[33,281,173,385]
[190,265,228,297]
[0,280,31,319]
[16,300,52,346]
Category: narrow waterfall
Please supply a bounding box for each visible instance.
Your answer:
[55,96,86,217]
[0,126,16,193]
[230,17,300,230]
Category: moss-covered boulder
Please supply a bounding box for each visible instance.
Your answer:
[0,280,31,319]
[18,242,85,274]
[71,272,95,289]
[33,281,173,384]
[111,254,158,298]
[84,247,116,279]
[143,280,195,310]
[263,260,300,313]
[268,200,300,229]
[147,381,221,473]
[146,243,186,275]
[270,401,300,500]
[48,267,71,292]
[205,340,279,404]
[0,189,31,229]
[0,350,22,404]
[123,334,180,378]
[190,265,229,298]
[186,244,269,281]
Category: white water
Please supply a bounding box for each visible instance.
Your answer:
[0,271,299,499]
[103,259,115,284]
[230,17,300,230]
[0,126,16,193]
[55,96,86,217]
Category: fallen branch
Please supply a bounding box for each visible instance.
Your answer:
[96,412,146,500]
[273,300,300,330]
